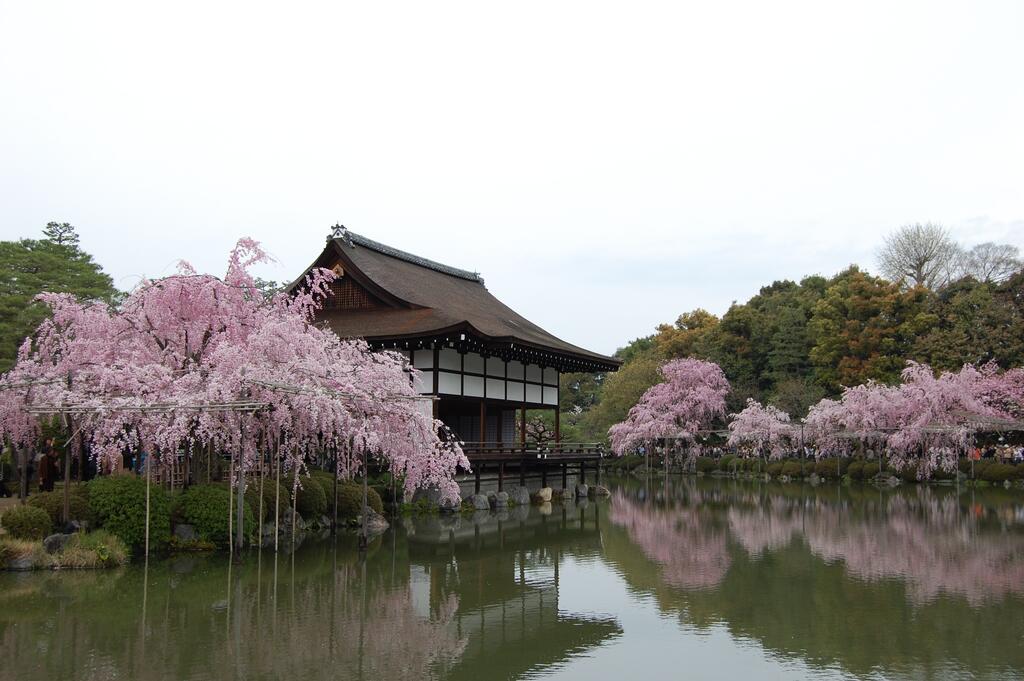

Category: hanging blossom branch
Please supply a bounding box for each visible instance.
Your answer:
[803,361,1023,479]
[726,399,795,460]
[608,358,730,456]
[0,237,468,502]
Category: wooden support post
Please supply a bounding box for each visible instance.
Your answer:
[541,464,547,488]
[474,466,481,494]
[579,461,585,485]
[235,462,246,553]
[498,462,504,492]
[274,446,281,553]
[519,461,525,487]
[332,452,339,537]
[520,405,526,450]
[479,400,486,450]
[228,450,234,557]
[595,460,602,485]
[561,463,567,490]
[62,423,73,525]
[145,452,152,558]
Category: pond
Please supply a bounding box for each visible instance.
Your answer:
[3,477,1024,680]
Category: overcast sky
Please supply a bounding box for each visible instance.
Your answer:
[1,1,1022,355]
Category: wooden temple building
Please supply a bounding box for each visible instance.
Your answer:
[291,226,620,489]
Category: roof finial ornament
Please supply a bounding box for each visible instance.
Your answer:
[329,223,354,246]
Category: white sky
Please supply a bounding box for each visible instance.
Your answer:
[1,1,1022,355]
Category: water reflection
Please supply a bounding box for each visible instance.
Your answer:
[2,480,1024,680]
[606,478,1024,678]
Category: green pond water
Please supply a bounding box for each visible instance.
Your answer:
[3,477,1024,680]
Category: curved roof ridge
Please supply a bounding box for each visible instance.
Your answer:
[338,232,484,283]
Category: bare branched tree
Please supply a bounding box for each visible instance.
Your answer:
[877,222,961,289]
[958,242,1022,283]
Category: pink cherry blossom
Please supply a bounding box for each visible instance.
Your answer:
[608,358,730,455]
[726,399,794,460]
[0,238,468,502]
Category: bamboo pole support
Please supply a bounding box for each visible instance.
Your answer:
[274,444,281,553]
[228,449,234,557]
[145,451,152,558]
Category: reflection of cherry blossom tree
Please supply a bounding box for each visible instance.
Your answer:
[608,490,731,590]
[608,358,729,457]
[726,400,795,461]
[723,487,1024,606]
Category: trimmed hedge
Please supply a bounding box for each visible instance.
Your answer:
[980,463,1019,483]
[718,455,737,471]
[766,462,784,477]
[814,459,841,480]
[695,457,718,474]
[781,461,803,477]
[28,487,94,526]
[1,505,52,540]
[174,484,256,548]
[847,461,865,480]
[293,475,328,518]
[88,475,171,552]
[336,481,384,520]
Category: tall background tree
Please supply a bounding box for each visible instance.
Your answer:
[876,222,961,289]
[0,222,118,372]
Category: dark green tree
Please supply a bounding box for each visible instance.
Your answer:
[0,223,118,372]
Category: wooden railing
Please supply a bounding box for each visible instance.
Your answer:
[459,441,605,461]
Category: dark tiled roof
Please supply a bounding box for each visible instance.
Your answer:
[343,231,484,283]
[302,233,619,371]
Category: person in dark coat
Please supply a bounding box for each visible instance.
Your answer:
[38,438,57,492]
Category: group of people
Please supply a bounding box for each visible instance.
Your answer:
[0,438,66,498]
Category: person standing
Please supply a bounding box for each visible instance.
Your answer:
[38,438,57,492]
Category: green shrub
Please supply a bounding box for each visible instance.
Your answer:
[837,458,853,474]
[814,459,842,480]
[694,457,717,474]
[781,461,803,477]
[980,463,1018,483]
[88,475,171,552]
[718,455,736,471]
[337,481,384,520]
[58,530,129,568]
[28,487,94,526]
[766,462,784,477]
[903,463,935,482]
[862,462,881,479]
[1,505,52,540]
[295,476,328,518]
[847,461,864,480]
[971,460,992,480]
[174,484,255,548]
[801,461,815,476]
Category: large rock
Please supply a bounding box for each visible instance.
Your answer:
[468,493,490,511]
[8,554,36,570]
[282,508,306,532]
[575,483,589,499]
[173,523,199,542]
[590,485,611,498]
[509,486,531,506]
[493,491,509,508]
[361,509,390,536]
[532,487,553,504]
[43,533,72,555]
[414,486,460,512]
